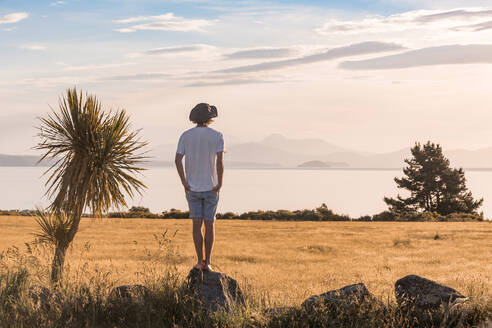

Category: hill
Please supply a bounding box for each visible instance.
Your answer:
[4,135,492,169]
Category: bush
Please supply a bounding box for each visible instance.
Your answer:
[371,211,397,221]
[217,204,351,221]
[0,209,36,216]
[129,206,150,213]
[161,209,189,219]
[2,206,484,222]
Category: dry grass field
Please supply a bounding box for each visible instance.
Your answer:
[1,216,490,306]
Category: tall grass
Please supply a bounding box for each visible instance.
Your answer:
[0,233,490,328]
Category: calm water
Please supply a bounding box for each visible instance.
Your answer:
[1,167,491,218]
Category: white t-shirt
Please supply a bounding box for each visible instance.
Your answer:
[176,126,225,192]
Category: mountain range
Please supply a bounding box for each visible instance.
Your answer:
[2,134,492,169]
[149,134,492,169]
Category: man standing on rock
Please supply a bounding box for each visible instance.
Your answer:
[175,103,224,272]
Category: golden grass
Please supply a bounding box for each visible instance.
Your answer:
[1,216,490,306]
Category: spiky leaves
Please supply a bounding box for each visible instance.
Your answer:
[33,210,74,249]
[35,87,148,282]
[36,88,148,217]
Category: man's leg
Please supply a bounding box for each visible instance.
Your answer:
[203,220,215,267]
[187,190,205,268]
[192,218,204,266]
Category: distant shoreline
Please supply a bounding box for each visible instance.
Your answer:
[2,165,492,171]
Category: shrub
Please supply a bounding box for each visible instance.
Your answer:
[371,211,397,221]
[161,209,189,219]
[129,206,150,213]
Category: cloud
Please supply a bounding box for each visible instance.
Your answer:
[316,8,492,35]
[416,9,492,22]
[114,28,136,33]
[0,12,29,24]
[126,44,215,59]
[113,13,175,24]
[50,1,66,6]
[3,26,17,32]
[186,79,272,87]
[21,45,46,51]
[454,20,492,31]
[63,62,133,71]
[217,42,404,73]
[339,44,492,70]
[142,45,207,55]
[101,73,169,81]
[224,47,298,60]
[114,12,216,32]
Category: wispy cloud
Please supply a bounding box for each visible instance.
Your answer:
[50,1,66,6]
[114,12,216,33]
[63,62,133,71]
[339,44,492,70]
[217,42,404,73]
[101,73,169,81]
[224,47,298,60]
[0,12,29,24]
[3,26,17,32]
[454,20,492,32]
[114,13,175,24]
[186,78,273,87]
[316,8,492,35]
[141,44,209,55]
[21,44,46,51]
[416,9,492,22]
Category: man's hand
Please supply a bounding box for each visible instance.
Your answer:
[215,152,224,193]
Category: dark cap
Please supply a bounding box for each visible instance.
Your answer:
[189,103,218,124]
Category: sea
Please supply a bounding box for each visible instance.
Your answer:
[1,167,491,219]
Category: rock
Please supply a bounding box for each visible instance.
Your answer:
[109,284,149,304]
[186,268,245,312]
[395,275,467,310]
[302,283,371,308]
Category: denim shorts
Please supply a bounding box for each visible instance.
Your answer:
[185,190,219,221]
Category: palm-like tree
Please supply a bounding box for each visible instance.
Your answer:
[36,87,147,283]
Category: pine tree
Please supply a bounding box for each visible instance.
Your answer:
[384,141,483,215]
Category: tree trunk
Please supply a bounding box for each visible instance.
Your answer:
[51,243,68,283]
[49,181,88,284]
[50,214,82,284]
[50,210,84,284]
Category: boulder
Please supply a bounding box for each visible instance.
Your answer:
[395,275,467,310]
[186,268,245,312]
[302,283,372,308]
[109,284,149,304]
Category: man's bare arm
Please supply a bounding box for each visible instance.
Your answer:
[214,151,224,192]
[175,153,190,191]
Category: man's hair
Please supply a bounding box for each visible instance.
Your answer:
[193,117,214,126]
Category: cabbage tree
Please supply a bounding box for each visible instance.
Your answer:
[36,88,147,283]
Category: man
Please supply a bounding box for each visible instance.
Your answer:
[175,103,224,271]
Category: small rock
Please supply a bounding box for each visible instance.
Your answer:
[302,283,371,308]
[186,268,245,312]
[395,275,467,310]
[109,284,149,304]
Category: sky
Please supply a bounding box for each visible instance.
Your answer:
[1,0,492,155]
